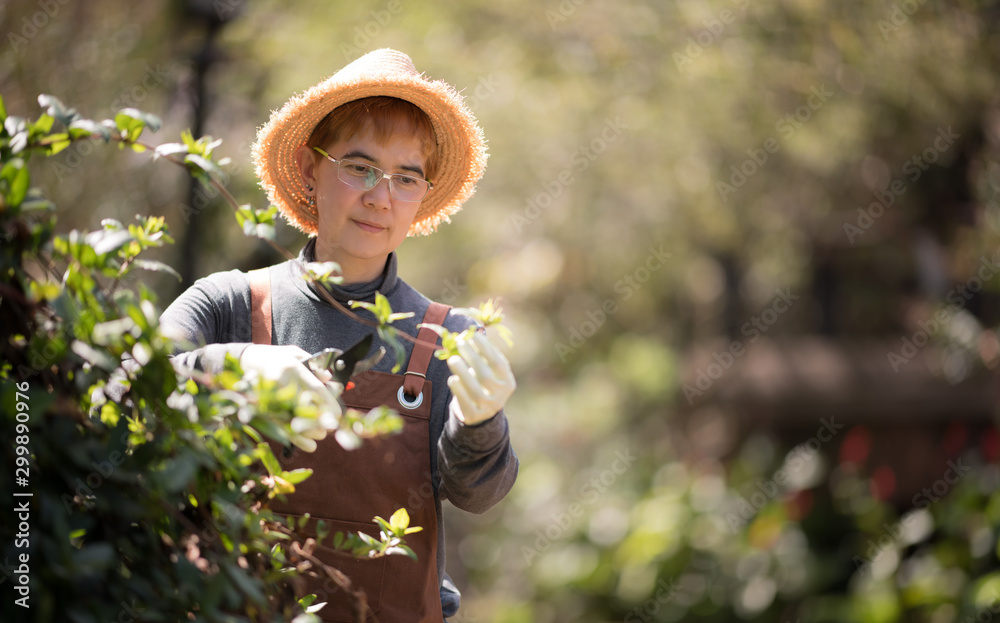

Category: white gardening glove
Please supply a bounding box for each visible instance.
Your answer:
[240,344,341,452]
[446,331,516,426]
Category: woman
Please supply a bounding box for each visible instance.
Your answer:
[161,48,518,622]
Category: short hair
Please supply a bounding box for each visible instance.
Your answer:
[307,96,438,182]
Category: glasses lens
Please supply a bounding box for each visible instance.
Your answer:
[389,175,429,202]
[338,160,379,191]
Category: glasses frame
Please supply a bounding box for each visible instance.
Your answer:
[312,146,433,202]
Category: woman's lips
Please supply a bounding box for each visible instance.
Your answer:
[353,219,385,233]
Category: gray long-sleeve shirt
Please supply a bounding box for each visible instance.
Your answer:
[159,238,518,617]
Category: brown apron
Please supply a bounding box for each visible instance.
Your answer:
[249,267,446,622]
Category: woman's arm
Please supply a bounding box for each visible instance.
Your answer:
[437,332,519,513]
[438,404,519,514]
[159,269,254,373]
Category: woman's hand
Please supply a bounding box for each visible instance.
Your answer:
[240,344,341,451]
[446,331,516,426]
[240,344,334,387]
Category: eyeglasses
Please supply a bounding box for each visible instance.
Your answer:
[312,146,433,202]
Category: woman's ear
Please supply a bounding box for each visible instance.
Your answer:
[295,144,319,193]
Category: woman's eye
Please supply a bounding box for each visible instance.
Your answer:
[395,176,418,187]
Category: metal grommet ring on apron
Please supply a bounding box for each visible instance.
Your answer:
[397,386,423,409]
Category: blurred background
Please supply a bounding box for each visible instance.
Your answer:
[4,0,1000,620]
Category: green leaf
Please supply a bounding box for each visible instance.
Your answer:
[116,107,162,133]
[19,190,55,213]
[91,317,136,346]
[242,218,258,237]
[38,93,79,125]
[257,443,282,476]
[254,222,276,241]
[28,280,61,303]
[114,111,144,138]
[185,153,222,179]
[223,561,263,603]
[160,455,199,492]
[0,93,6,122]
[374,516,394,536]
[304,261,344,287]
[44,135,72,155]
[4,115,25,137]
[88,229,133,256]
[235,204,254,229]
[280,468,313,485]
[70,340,119,371]
[0,159,30,208]
[453,297,506,326]
[390,544,417,560]
[31,113,54,135]
[493,324,515,348]
[154,142,190,159]
[377,326,406,373]
[69,119,111,142]
[132,259,182,281]
[334,428,361,451]
[389,508,410,533]
[351,292,410,327]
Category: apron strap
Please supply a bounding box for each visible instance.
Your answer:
[402,302,451,397]
[248,268,273,345]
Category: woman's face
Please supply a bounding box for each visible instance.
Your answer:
[299,123,427,282]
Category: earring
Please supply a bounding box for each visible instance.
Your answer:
[305,184,315,209]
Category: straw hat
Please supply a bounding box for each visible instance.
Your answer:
[251,48,487,237]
